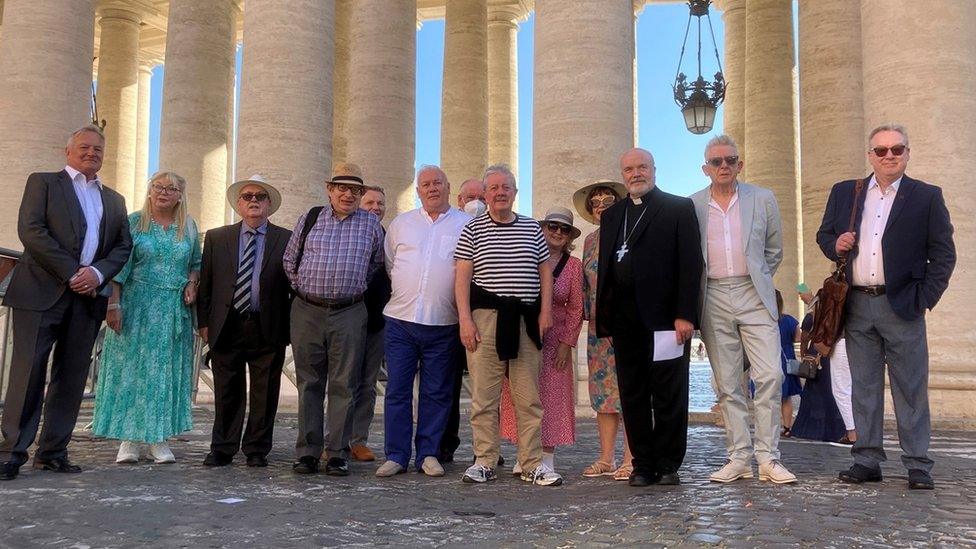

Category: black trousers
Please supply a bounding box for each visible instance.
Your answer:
[611,329,690,475]
[208,312,285,458]
[0,292,101,465]
[438,340,467,459]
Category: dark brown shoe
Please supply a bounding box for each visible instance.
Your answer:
[32,457,82,474]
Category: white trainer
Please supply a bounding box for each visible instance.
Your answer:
[148,442,176,464]
[116,441,139,464]
[420,456,444,477]
[709,459,754,483]
[375,460,405,477]
[521,465,563,487]
[461,464,497,484]
[511,460,522,477]
[758,460,798,484]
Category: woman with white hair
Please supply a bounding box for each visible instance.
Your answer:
[92,171,201,464]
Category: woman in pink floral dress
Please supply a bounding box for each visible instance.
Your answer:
[500,207,584,476]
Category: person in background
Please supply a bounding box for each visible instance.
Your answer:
[775,290,802,438]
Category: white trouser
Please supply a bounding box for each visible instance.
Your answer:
[830,337,855,431]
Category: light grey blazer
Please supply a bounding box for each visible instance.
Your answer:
[690,181,783,321]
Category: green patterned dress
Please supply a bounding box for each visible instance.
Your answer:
[92,212,201,443]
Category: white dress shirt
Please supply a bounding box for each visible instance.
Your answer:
[64,165,105,283]
[852,175,902,286]
[383,207,471,325]
[706,191,748,279]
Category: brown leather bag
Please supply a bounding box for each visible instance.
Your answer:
[802,179,865,371]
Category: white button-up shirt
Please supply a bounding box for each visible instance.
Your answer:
[706,191,748,279]
[852,175,902,286]
[383,207,471,326]
[64,165,105,283]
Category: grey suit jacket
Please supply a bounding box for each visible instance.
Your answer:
[2,170,132,315]
[690,181,783,320]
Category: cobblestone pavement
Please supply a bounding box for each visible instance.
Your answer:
[1,407,975,548]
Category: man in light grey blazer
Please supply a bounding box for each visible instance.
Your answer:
[691,135,796,485]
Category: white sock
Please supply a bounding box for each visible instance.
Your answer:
[542,452,555,470]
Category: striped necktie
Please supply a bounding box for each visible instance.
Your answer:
[233,230,257,313]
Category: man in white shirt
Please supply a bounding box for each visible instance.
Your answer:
[375,165,470,478]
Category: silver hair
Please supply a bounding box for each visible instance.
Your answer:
[66,124,105,148]
[868,123,909,147]
[415,164,448,186]
[483,163,517,188]
[704,134,739,158]
[458,178,486,193]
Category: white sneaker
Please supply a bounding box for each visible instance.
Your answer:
[148,442,176,464]
[511,460,522,477]
[758,460,798,484]
[116,441,139,464]
[520,465,563,487]
[709,459,754,483]
[375,460,405,477]
[461,464,497,484]
[420,456,444,477]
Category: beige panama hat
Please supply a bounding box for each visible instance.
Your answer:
[572,179,627,225]
[328,162,367,188]
[227,174,282,215]
[539,206,582,240]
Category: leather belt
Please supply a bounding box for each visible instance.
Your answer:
[298,292,364,310]
[851,285,886,296]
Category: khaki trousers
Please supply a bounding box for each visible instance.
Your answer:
[467,309,543,472]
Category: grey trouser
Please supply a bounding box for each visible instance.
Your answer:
[700,277,783,465]
[290,298,366,460]
[347,327,385,446]
[845,291,932,472]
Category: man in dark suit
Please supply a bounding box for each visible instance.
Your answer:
[596,147,703,487]
[197,175,292,468]
[817,124,955,490]
[0,125,133,481]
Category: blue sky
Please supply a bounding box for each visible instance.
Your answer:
[148,4,726,205]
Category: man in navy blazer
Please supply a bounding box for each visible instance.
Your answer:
[817,124,955,490]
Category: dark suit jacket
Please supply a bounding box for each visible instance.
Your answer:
[197,221,293,348]
[595,186,704,337]
[2,170,132,318]
[816,174,955,321]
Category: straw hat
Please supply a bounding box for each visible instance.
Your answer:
[328,162,367,188]
[572,179,627,224]
[226,174,282,215]
[538,206,582,240]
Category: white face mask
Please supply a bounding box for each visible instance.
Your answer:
[463,199,487,217]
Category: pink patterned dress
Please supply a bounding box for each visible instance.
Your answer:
[582,229,622,413]
[500,253,584,447]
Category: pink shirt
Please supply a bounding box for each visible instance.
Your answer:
[706,191,748,279]
[852,175,901,286]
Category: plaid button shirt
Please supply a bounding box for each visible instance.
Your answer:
[283,205,384,299]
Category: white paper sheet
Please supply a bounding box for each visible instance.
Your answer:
[653,331,684,361]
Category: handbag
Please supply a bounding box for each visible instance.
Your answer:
[783,351,801,376]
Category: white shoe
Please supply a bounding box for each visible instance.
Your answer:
[148,442,176,464]
[758,460,798,484]
[421,456,444,477]
[461,464,497,483]
[511,460,522,477]
[709,459,754,483]
[521,465,563,486]
[116,441,139,464]
[375,460,405,477]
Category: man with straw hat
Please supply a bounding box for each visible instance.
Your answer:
[198,174,291,468]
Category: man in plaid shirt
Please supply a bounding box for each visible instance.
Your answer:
[283,163,384,476]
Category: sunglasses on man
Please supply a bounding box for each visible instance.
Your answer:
[706,156,740,168]
[239,192,270,202]
[869,145,907,157]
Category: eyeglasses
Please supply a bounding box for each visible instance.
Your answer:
[870,145,907,157]
[239,192,270,202]
[589,196,616,208]
[545,222,574,235]
[151,184,181,195]
[331,183,364,196]
[706,156,740,167]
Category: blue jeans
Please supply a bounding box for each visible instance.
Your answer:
[383,317,458,468]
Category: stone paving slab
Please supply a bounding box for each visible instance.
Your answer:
[1,407,975,548]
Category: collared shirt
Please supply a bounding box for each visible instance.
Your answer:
[706,190,748,279]
[384,207,471,326]
[852,175,902,286]
[64,165,105,284]
[283,205,384,299]
[238,220,267,311]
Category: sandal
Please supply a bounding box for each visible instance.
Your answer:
[613,463,634,481]
[781,426,792,438]
[582,460,616,478]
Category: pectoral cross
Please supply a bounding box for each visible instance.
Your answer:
[616,243,629,262]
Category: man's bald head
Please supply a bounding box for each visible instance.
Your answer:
[619,147,656,198]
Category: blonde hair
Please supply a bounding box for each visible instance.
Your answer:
[138,171,191,240]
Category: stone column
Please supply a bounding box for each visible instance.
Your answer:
[345,0,415,216]
[862,0,976,423]
[332,0,351,164]
[798,1,863,286]
[0,0,95,249]
[487,5,521,178]
[441,0,488,186]
[236,0,334,230]
[533,0,634,224]
[743,0,799,314]
[133,62,153,205]
[719,0,746,158]
[96,7,142,209]
[157,0,237,231]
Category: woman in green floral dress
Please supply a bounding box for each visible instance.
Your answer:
[93,171,201,464]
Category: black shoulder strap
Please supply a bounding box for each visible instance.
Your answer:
[292,206,324,275]
[552,252,570,279]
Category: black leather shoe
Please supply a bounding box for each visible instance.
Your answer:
[838,464,882,484]
[325,457,349,476]
[203,452,234,467]
[439,452,455,464]
[657,472,681,485]
[0,462,20,481]
[246,455,268,468]
[628,469,661,487]
[292,456,319,474]
[32,457,82,474]
[908,469,935,490]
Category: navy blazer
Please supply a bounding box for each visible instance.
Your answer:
[816,174,955,321]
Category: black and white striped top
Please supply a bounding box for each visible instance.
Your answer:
[454,213,550,303]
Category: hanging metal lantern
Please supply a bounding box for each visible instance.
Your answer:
[672,0,726,134]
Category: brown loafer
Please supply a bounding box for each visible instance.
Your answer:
[350,444,376,462]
